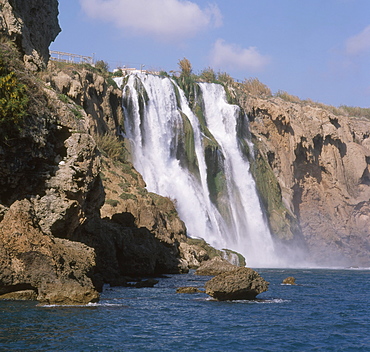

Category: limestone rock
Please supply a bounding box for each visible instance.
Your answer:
[205,267,269,301]
[46,66,124,137]
[0,0,61,70]
[0,290,37,301]
[34,132,103,239]
[179,242,209,269]
[176,287,204,294]
[0,199,99,305]
[245,95,370,267]
[195,257,238,276]
[282,277,296,285]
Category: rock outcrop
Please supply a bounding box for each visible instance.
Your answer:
[0,200,99,305]
[195,257,238,276]
[0,0,60,70]
[205,267,269,301]
[282,277,296,285]
[244,96,370,267]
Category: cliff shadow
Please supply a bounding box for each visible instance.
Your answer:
[72,212,183,289]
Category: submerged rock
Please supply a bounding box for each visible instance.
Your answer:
[205,267,269,301]
[176,287,204,294]
[134,279,159,288]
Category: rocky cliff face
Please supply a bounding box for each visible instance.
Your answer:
[0,40,105,303]
[1,45,203,303]
[0,0,60,70]
[244,96,370,266]
[44,65,194,280]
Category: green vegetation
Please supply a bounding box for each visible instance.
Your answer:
[273,90,370,119]
[0,46,29,137]
[275,90,301,103]
[137,187,148,197]
[242,78,272,98]
[339,105,370,119]
[222,249,246,267]
[186,238,223,260]
[120,161,138,180]
[178,57,192,76]
[58,93,70,104]
[95,60,109,73]
[179,111,198,175]
[112,70,123,77]
[94,133,127,161]
[106,199,120,207]
[70,106,83,119]
[149,192,178,220]
[159,71,169,77]
[119,192,137,201]
[199,67,218,83]
[249,146,297,240]
[118,181,129,192]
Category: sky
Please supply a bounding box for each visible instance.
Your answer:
[51,0,370,107]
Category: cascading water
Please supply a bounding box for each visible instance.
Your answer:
[117,73,283,267]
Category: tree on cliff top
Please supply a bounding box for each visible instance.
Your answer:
[95,60,109,73]
[178,58,192,76]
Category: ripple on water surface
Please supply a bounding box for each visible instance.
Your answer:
[0,269,369,351]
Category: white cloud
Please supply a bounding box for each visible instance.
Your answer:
[345,25,370,55]
[210,39,270,72]
[79,0,222,42]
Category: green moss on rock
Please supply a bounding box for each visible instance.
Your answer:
[178,110,199,176]
[250,146,298,240]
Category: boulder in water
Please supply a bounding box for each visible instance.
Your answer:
[205,267,269,301]
[282,277,296,285]
[195,257,238,276]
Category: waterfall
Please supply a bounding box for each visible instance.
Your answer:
[117,73,283,267]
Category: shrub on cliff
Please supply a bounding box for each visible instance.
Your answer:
[0,49,29,137]
[243,78,272,98]
[95,133,127,161]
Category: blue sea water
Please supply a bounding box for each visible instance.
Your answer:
[0,268,369,351]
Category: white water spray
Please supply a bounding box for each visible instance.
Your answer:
[119,74,283,267]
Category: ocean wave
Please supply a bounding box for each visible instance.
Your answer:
[39,302,128,308]
[196,297,289,304]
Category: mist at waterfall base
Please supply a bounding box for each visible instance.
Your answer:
[116,73,310,268]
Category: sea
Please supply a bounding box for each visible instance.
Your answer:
[0,268,369,351]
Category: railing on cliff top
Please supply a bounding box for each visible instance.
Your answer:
[50,50,94,65]
[50,51,244,82]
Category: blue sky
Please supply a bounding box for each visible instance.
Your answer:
[51,0,370,107]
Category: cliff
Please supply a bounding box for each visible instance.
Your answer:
[243,95,370,266]
[0,32,212,303]
[0,0,60,70]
